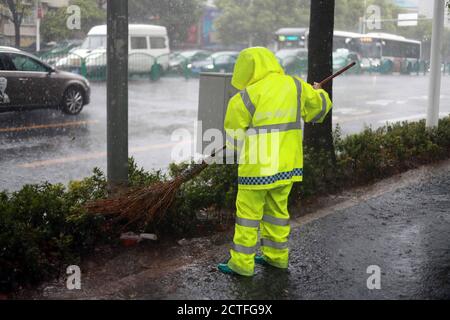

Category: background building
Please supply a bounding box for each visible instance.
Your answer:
[395,0,450,27]
[183,0,220,49]
[0,0,69,47]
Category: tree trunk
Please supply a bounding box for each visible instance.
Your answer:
[305,0,335,160]
[14,20,20,47]
[5,0,22,48]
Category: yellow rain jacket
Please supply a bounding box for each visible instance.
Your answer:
[224,47,332,190]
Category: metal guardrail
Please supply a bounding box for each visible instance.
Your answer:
[39,51,167,81]
[166,53,238,80]
[38,50,450,80]
[164,55,194,79]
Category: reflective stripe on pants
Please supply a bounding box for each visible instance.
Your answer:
[228,183,293,276]
[260,184,292,269]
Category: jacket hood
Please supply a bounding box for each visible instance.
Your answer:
[231,47,284,91]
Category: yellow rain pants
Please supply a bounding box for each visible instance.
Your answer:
[228,184,293,276]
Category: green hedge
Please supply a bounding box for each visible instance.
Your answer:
[0,169,107,291]
[0,162,163,291]
[1,116,450,291]
[297,117,450,199]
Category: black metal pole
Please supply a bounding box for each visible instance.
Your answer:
[305,0,335,160]
[107,0,128,193]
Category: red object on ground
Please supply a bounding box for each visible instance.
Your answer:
[120,232,141,247]
[121,238,139,247]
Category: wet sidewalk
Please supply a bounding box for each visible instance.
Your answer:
[23,160,450,300]
[142,161,450,300]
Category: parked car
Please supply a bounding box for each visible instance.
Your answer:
[38,39,84,66]
[55,24,170,76]
[190,51,239,75]
[169,50,212,73]
[21,41,58,54]
[0,46,90,115]
[333,48,361,74]
[276,48,308,75]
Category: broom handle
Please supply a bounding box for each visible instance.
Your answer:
[318,61,356,87]
[208,145,227,158]
[179,145,227,182]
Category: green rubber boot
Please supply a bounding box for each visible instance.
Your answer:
[255,255,269,266]
[217,262,238,275]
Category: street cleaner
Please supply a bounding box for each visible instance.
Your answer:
[218,47,333,276]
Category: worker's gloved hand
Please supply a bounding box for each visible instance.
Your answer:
[313,82,322,90]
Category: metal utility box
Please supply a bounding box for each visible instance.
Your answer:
[197,72,237,156]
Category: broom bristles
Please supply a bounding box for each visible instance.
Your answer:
[85,173,190,230]
[85,153,220,231]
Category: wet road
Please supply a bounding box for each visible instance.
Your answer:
[23,160,450,300]
[0,78,199,191]
[1,74,450,191]
[133,163,450,300]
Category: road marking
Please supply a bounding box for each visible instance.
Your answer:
[0,120,99,133]
[17,141,190,169]
[366,100,395,106]
[408,96,427,100]
[19,152,107,168]
[334,108,371,116]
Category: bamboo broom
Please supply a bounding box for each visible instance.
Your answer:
[86,62,356,229]
[85,146,226,230]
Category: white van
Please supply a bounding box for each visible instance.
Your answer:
[56,24,170,74]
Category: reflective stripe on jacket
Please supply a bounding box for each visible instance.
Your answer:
[224,47,332,190]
